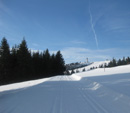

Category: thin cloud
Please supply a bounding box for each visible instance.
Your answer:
[32,43,39,47]
[88,1,99,49]
[0,1,14,18]
[60,47,111,63]
[71,40,87,45]
[98,5,130,34]
[60,47,130,64]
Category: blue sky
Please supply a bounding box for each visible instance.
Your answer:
[0,0,130,63]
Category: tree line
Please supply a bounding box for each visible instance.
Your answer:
[98,57,130,68]
[0,37,66,85]
[107,57,130,67]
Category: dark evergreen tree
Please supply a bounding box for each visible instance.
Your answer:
[64,70,71,75]
[71,69,75,74]
[108,61,112,67]
[90,67,93,70]
[42,49,51,76]
[82,68,85,72]
[32,51,41,77]
[99,64,103,68]
[117,59,122,66]
[112,58,117,66]
[76,69,79,73]
[122,57,126,65]
[17,39,32,80]
[108,58,117,67]
[0,38,11,83]
[10,45,19,80]
[126,57,130,64]
[55,51,66,75]
[50,53,56,75]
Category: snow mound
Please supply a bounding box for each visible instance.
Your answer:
[0,78,50,92]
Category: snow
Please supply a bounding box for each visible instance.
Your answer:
[0,61,130,113]
[73,60,110,72]
[73,64,130,78]
[0,78,50,92]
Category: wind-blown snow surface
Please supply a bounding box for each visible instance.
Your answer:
[0,64,130,113]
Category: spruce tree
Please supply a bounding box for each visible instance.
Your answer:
[108,61,113,67]
[126,57,130,64]
[117,59,122,66]
[17,38,31,80]
[112,58,117,66]
[50,53,56,75]
[82,68,85,72]
[32,51,41,77]
[122,57,126,65]
[55,51,66,75]
[0,37,11,83]
[10,45,19,80]
[71,69,75,74]
[76,69,79,73]
[42,49,51,76]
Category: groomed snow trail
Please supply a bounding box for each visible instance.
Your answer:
[0,74,130,113]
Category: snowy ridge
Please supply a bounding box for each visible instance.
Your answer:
[73,64,130,78]
[73,60,110,72]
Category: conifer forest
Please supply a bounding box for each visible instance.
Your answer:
[0,37,66,85]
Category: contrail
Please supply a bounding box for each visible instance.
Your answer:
[88,1,99,49]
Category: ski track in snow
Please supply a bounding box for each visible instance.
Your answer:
[0,65,130,113]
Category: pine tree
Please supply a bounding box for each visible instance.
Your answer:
[55,51,66,75]
[122,57,126,65]
[42,49,51,76]
[108,58,117,67]
[99,64,103,68]
[71,69,75,74]
[117,59,122,66]
[32,51,41,77]
[108,61,113,67]
[10,45,19,80]
[65,70,71,75]
[126,57,130,64]
[50,53,56,75]
[112,58,117,66]
[82,68,85,72]
[17,38,31,80]
[0,37,11,83]
[76,69,79,73]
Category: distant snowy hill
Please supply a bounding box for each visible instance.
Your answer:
[0,61,130,113]
[66,61,92,70]
[70,60,110,73]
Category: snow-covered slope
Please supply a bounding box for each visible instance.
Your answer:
[73,60,110,72]
[0,63,130,113]
[72,64,130,80]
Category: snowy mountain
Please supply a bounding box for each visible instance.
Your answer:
[0,61,130,113]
